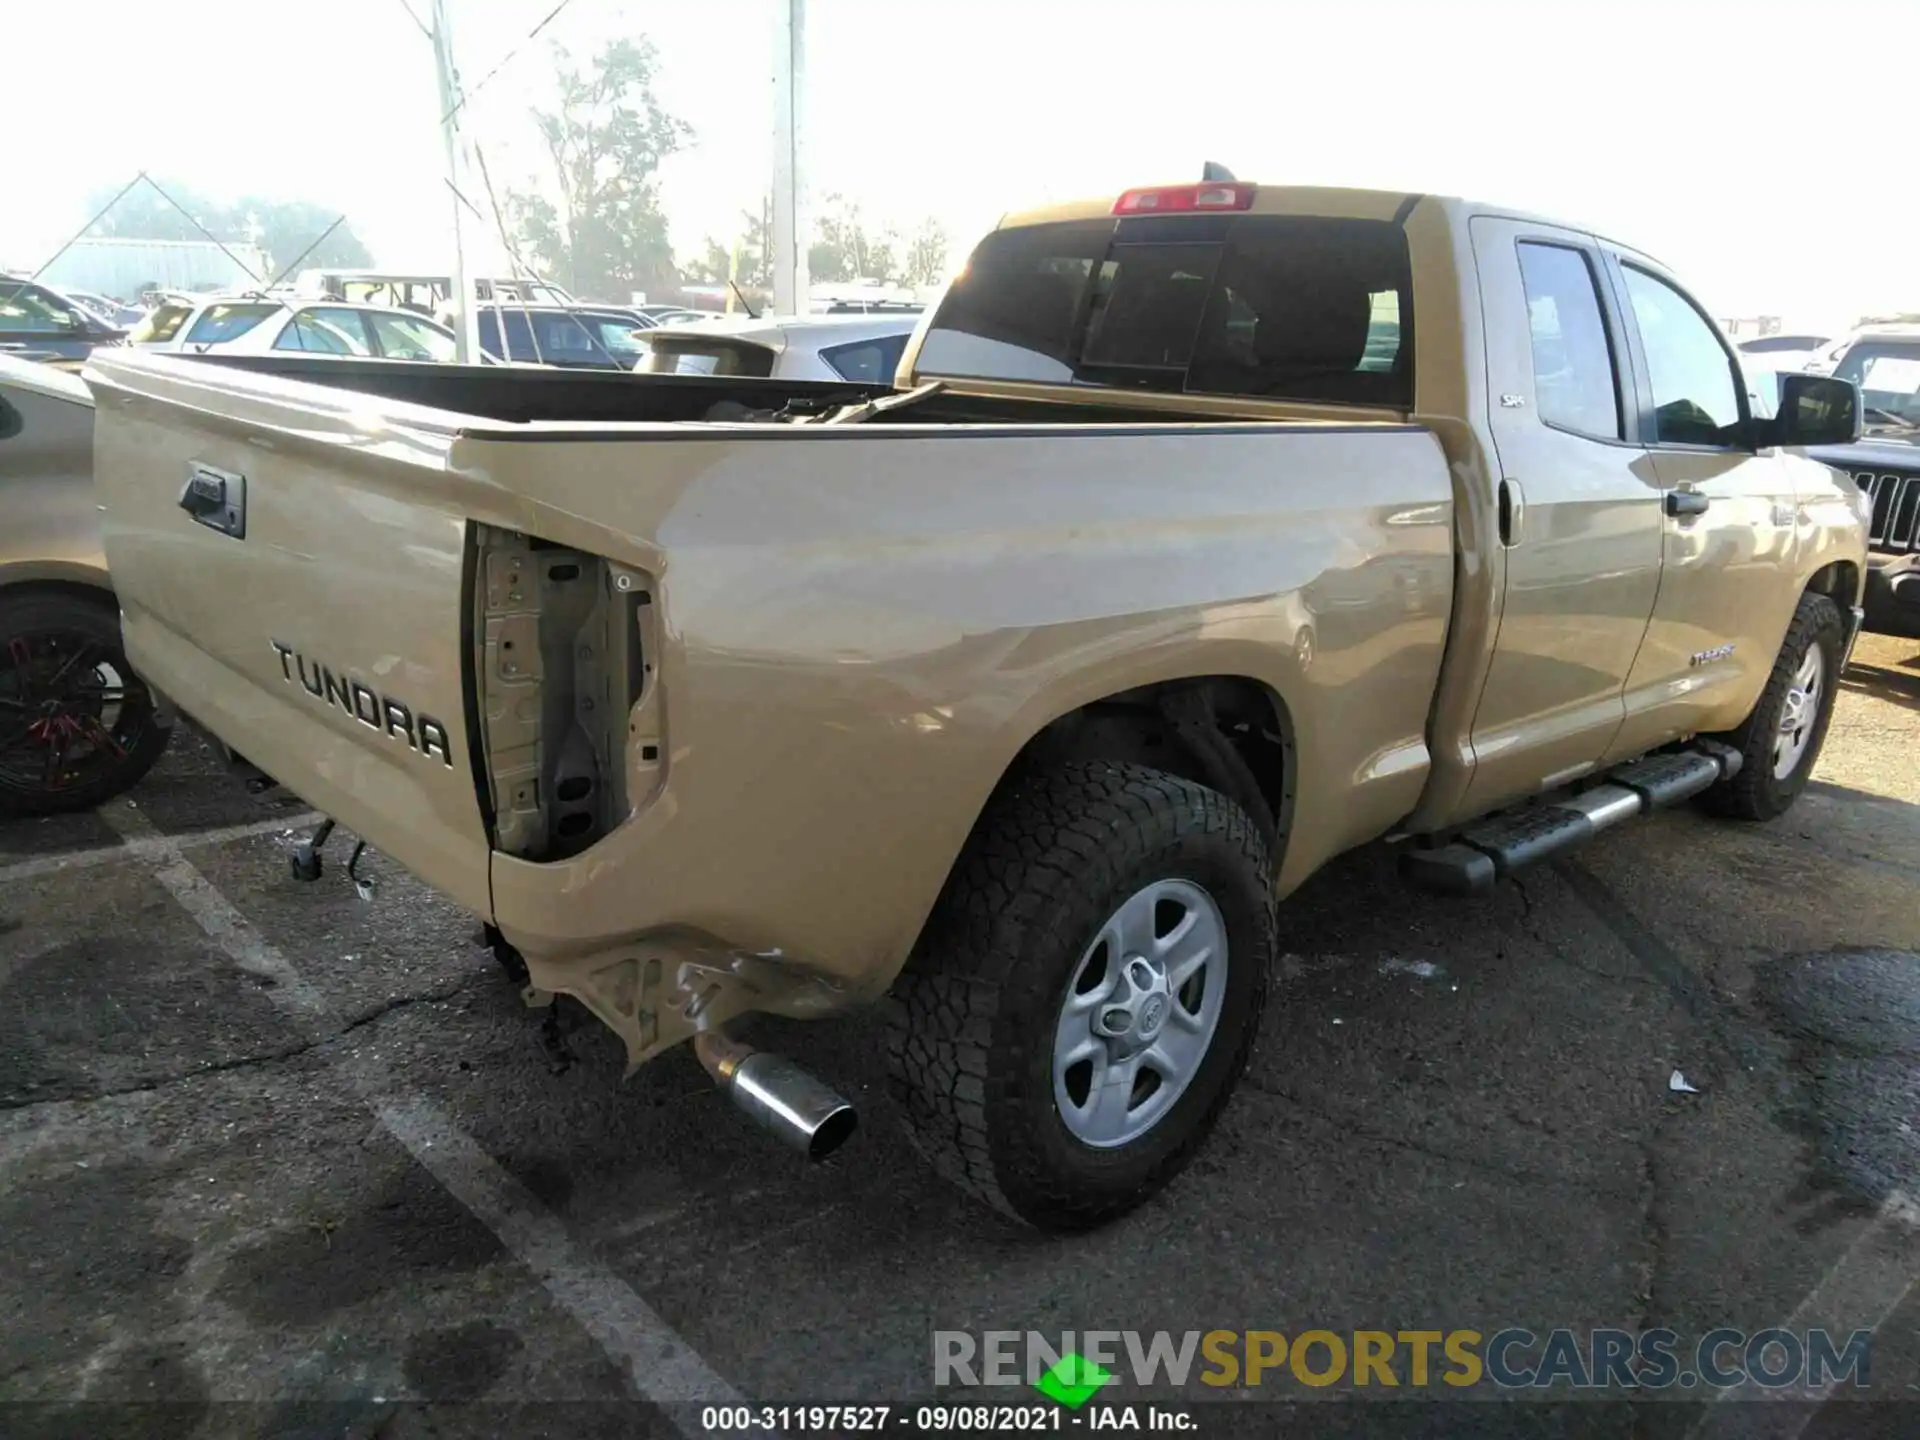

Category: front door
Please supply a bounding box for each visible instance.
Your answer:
[1601,255,1802,759]
[1461,217,1665,814]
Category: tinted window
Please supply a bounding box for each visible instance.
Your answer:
[1516,243,1621,440]
[917,215,1413,406]
[1622,267,1743,446]
[365,310,455,362]
[275,308,373,355]
[1184,218,1412,404]
[532,312,610,359]
[1080,242,1219,372]
[820,333,910,383]
[916,220,1112,384]
[0,282,81,334]
[183,303,278,346]
[588,315,652,364]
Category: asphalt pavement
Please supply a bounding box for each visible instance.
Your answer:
[2,636,1917,1440]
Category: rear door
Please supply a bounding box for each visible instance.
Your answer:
[85,351,493,915]
[1601,254,1802,756]
[1461,218,1665,811]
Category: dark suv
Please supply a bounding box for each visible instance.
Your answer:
[0,276,128,361]
[1808,330,1920,637]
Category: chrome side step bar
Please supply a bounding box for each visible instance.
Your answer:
[1399,742,1742,896]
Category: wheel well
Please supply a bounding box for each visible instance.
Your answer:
[1012,676,1296,854]
[0,576,116,610]
[1803,560,1859,605]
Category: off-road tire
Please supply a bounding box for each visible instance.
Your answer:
[0,591,171,817]
[883,761,1276,1231]
[1698,591,1844,822]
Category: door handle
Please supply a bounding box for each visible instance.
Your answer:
[1664,489,1710,518]
[1499,477,1525,546]
[178,462,247,539]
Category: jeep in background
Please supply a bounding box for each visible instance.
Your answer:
[79,181,1868,1230]
[1805,330,1920,636]
[0,355,172,814]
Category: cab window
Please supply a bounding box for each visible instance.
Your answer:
[917,214,1414,407]
[1516,243,1622,441]
[1621,266,1744,446]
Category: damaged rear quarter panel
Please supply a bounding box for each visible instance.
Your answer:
[473,421,1455,1057]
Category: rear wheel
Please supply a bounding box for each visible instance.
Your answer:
[0,591,171,817]
[1698,591,1843,822]
[884,761,1275,1231]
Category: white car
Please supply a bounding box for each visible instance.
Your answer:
[632,312,919,383]
[127,296,457,362]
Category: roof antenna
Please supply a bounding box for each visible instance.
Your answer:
[1201,161,1237,182]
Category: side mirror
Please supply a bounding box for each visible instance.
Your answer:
[1768,373,1861,447]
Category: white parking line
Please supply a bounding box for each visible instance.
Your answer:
[99,800,746,1427]
[1687,1189,1918,1440]
[0,811,321,886]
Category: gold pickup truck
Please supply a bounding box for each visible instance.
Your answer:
[81,183,1870,1230]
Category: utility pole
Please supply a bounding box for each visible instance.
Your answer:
[771,0,809,316]
[429,0,481,363]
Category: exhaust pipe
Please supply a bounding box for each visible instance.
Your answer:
[694,1031,858,1161]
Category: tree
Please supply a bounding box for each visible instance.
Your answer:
[809,194,893,283]
[82,179,372,277]
[683,237,735,287]
[504,38,691,302]
[902,217,951,288]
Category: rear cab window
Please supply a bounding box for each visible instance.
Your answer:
[915,212,1414,407]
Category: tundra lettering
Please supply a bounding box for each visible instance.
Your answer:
[269,639,453,766]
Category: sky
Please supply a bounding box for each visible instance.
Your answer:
[4,0,1914,328]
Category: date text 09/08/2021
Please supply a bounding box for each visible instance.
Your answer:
[699,1406,1192,1432]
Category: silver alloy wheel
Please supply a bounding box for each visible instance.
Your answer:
[1772,642,1825,780]
[1052,878,1228,1149]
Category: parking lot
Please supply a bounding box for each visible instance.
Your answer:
[2,633,1916,1439]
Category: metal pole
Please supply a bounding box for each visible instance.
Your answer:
[429,0,481,363]
[771,0,809,316]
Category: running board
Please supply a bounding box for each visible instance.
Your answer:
[1399,742,1743,896]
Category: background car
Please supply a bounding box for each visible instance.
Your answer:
[1735,331,1832,385]
[632,312,920,382]
[0,277,128,361]
[476,304,662,369]
[0,354,172,814]
[1799,331,1920,637]
[129,296,458,361]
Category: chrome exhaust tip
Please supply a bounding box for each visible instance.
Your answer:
[694,1032,857,1161]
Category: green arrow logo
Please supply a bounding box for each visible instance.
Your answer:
[1033,1352,1115,1410]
